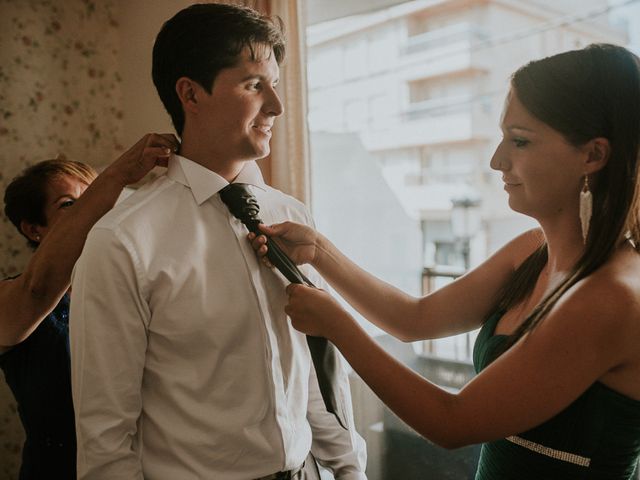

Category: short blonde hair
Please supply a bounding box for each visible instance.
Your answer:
[4,158,97,248]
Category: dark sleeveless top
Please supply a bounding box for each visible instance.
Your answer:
[472,311,640,479]
[0,293,75,480]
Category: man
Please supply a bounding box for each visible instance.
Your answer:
[69,3,367,480]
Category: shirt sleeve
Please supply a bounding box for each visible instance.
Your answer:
[69,226,149,480]
[300,208,368,479]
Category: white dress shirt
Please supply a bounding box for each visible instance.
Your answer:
[70,155,367,480]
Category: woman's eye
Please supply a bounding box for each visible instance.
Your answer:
[59,199,75,209]
[513,138,529,148]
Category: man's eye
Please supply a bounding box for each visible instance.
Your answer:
[60,200,75,209]
[513,138,529,148]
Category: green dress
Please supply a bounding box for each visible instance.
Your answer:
[473,311,640,479]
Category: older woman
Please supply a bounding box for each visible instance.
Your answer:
[0,133,178,479]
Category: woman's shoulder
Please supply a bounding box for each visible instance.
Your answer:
[511,227,544,251]
[568,246,640,328]
[572,246,640,397]
[587,245,640,298]
[497,227,545,270]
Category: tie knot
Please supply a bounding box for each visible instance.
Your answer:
[219,183,262,227]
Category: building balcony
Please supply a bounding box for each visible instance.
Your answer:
[360,107,491,152]
[403,22,489,56]
[403,92,493,121]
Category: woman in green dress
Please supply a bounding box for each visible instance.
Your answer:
[250,43,640,479]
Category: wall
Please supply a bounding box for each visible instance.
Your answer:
[0,0,186,276]
[0,0,125,278]
[117,0,190,148]
[0,0,124,476]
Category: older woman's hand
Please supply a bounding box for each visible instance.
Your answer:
[105,133,179,187]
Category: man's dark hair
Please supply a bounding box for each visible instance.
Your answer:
[152,3,285,136]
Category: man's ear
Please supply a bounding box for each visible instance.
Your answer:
[584,137,610,174]
[20,220,44,243]
[175,77,199,113]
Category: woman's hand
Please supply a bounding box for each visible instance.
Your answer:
[248,221,319,267]
[104,133,179,187]
[285,284,354,341]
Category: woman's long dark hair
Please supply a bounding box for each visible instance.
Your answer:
[495,44,640,349]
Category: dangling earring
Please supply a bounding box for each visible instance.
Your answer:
[579,175,592,244]
[35,234,41,242]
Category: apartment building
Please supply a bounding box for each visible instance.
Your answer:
[307,0,626,274]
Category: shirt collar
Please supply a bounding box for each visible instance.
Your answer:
[167,154,267,206]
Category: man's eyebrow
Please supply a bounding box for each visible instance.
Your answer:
[240,74,279,83]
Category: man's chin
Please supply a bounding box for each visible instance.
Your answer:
[237,142,271,162]
[251,147,271,161]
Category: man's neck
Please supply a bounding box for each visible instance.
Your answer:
[179,141,246,182]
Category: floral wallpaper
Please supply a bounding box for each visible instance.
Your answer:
[0,0,123,477]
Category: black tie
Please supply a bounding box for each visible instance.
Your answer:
[220,183,346,429]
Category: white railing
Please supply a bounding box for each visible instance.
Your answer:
[418,265,479,363]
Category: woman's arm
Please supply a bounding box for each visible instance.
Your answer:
[254,223,543,341]
[0,133,178,347]
[284,269,634,448]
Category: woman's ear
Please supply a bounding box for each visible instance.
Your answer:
[175,77,199,113]
[585,137,610,174]
[20,220,44,244]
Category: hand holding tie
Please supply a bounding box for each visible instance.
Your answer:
[219,183,347,429]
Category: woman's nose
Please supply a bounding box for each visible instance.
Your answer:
[490,142,507,171]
